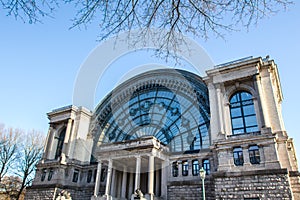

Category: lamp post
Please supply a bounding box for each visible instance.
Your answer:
[199,167,206,200]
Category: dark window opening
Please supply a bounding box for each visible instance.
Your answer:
[41,168,47,181]
[55,128,66,159]
[230,91,258,135]
[172,162,178,177]
[182,160,189,176]
[48,168,54,181]
[233,147,244,166]
[192,160,199,176]
[72,169,79,182]
[87,170,92,183]
[100,168,106,182]
[202,159,210,175]
[249,145,260,164]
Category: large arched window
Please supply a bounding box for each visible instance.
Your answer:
[229,91,258,135]
[91,69,210,153]
[55,127,66,159]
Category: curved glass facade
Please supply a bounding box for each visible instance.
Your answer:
[91,69,210,152]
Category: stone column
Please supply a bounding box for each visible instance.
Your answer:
[206,82,219,142]
[242,146,250,167]
[260,67,283,132]
[216,84,225,134]
[134,156,141,190]
[148,155,155,199]
[178,161,182,177]
[161,160,168,199]
[44,126,54,159]
[64,119,73,144]
[111,169,116,197]
[121,167,127,199]
[66,119,77,159]
[93,161,102,196]
[128,173,134,199]
[105,159,113,196]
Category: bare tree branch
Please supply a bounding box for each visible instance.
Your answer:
[1,0,293,59]
[15,129,44,200]
[0,125,20,183]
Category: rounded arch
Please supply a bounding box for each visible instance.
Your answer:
[226,84,257,103]
[89,69,210,153]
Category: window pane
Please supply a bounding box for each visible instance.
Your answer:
[202,159,210,175]
[232,118,244,129]
[249,145,260,164]
[230,94,239,103]
[241,92,252,100]
[233,128,244,135]
[246,127,259,133]
[231,107,242,117]
[192,160,199,176]
[182,160,189,176]
[245,115,258,127]
[233,147,244,166]
[243,105,255,115]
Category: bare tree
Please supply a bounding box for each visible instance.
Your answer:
[0,124,20,183]
[0,0,293,57]
[15,130,44,200]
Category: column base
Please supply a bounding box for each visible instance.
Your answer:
[145,193,154,200]
[131,194,146,200]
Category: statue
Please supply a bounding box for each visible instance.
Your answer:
[56,190,72,200]
[133,189,146,200]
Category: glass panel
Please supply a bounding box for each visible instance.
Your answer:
[202,159,210,175]
[192,160,199,176]
[232,118,244,129]
[231,107,242,117]
[182,160,189,176]
[96,78,210,152]
[233,128,244,135]
[243,105,255,115]
[241,92,252,100]
[245,115,258,127]
[233,147,244,166]
[246,127,259,133]
[249,145,260,164]
[230,94,239,103]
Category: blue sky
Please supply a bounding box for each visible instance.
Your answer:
[0,2,299,163]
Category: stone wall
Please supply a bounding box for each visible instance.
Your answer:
[167,178,215,200]
[25,186,56,200]
[289,171,300,199]
[25,185,94,200]
[214,169,292,200]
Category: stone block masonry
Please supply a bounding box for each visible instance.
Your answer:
[25,185,94,200]
[214,169,292,200]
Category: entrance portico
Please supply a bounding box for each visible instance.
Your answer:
[92,136,169,200]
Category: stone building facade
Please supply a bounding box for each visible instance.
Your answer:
[26,56,300,200]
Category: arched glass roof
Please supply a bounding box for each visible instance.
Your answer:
[89,69,210,153]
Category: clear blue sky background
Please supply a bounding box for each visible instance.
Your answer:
[0,3,299,164]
